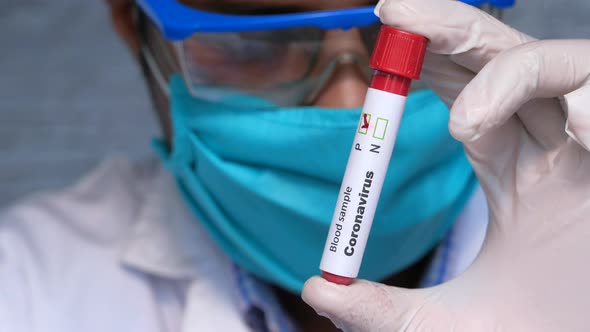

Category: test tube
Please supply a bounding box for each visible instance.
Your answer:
[319,26,428,285]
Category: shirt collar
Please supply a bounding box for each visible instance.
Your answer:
[118,161,230,279]
[116,160,298,332]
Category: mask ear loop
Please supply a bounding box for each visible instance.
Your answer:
[135,5,178,143]
[136,5,184,98]
[140,44,171,97]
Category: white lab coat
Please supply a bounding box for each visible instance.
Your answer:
[0,157,487,332]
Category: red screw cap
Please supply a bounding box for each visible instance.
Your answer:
[369,26,428,80]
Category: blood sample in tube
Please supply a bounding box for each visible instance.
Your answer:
[319,26,428,285]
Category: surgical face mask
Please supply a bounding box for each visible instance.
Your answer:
[154,75,477,293]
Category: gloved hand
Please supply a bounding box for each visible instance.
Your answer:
[302,0,590,331]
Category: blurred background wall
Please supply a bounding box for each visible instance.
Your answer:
[1,0,589,206]
[1,1,157,205]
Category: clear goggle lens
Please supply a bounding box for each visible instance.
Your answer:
[175,24,380,107]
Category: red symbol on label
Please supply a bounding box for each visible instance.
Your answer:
[361,113,370,129]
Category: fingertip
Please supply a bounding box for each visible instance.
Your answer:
[302,275,325,293]
[449,116,483,143]
[563,89,590,151]
[374,0,384,17]
[302,276,367,317]
[377,0,414,28]
[449,94,484,143]
[302,276,341,306]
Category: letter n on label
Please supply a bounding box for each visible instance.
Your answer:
[370,144,381,154]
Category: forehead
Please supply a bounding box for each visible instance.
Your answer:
[178,0,377,13]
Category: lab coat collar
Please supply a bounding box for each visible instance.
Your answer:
[118,161,231,280]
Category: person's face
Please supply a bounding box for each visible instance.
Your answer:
[106,0,442,299]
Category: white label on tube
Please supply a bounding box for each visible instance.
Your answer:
[320,88,407,278]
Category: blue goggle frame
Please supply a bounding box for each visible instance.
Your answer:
[137,0,515,40]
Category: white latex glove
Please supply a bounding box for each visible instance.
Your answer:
[303,0,590,331]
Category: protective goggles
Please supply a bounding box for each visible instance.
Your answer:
[136,0,515,107]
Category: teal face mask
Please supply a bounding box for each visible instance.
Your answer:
[156,75,476,293]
